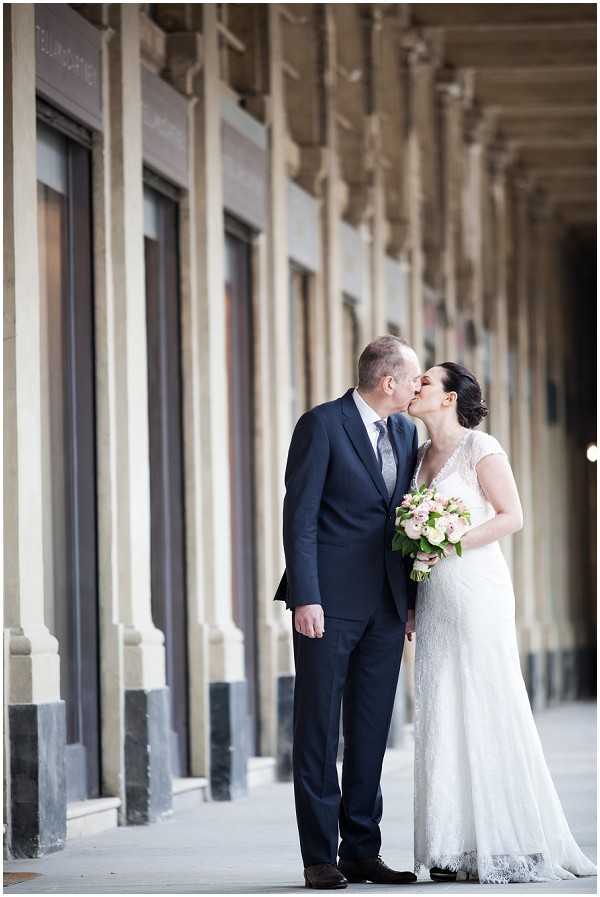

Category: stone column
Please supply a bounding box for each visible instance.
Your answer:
[104,6,171,823]
[546,244,577,701]
[369,158,388,338]
[488,147,514,573]
[363,10,387,340]
[510,178,543,707]
[188,5,246,799]
[461,112,487,388]
[529,202,558,706]
[4,4,65,857]
[162,23,212,783]
[264,4,294,776]
[436,78,462,362]
[404,49,425,363]
[321,9,345,399]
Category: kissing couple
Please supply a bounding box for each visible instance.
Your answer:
[274,335,596,888]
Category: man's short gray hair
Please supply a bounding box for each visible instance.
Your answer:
[357,335,413,391]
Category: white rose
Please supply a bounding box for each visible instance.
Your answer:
[424,525,445,546]
[404,519,424,540]
[434,516,449,535]
[447,521,468,543]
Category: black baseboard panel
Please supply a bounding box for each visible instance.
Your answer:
[209,680,248,800]
[125,688,173,824]
[9,701,66,858]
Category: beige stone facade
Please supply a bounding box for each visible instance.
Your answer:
[3,3,596,857]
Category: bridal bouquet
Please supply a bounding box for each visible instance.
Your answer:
[393,485,471,581]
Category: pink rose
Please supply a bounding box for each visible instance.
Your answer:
[404,519,424,540]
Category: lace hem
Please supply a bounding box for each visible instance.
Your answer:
[414,851,574,885]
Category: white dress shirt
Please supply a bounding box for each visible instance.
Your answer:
[352,388,387,457]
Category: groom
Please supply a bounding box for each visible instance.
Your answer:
[275,336,422,889]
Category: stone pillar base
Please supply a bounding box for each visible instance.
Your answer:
[560,649,577,701]
[9,702,66,858]
[545,650,561,705]
[525,651,545,711]
[209,680,248,800]
[576,646,596,699]
[124,688,172,824]
[276,674,294,781]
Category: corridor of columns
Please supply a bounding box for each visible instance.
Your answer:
[3,0,596,866]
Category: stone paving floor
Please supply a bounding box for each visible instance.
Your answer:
[4,702,596,896]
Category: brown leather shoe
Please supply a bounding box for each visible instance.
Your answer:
[304,864,348,889]
[338,855,417,885]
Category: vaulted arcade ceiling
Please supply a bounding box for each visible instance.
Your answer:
[406,3,596,239]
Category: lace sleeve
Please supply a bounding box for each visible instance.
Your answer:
[470,431,507,467]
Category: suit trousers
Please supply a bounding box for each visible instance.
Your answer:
[292,581,405,866]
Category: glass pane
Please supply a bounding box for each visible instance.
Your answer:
[143,185,160,239]
[37,122,67,194]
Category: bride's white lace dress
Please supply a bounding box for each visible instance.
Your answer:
[412,428,596,884]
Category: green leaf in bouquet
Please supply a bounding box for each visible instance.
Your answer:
[455,540,463,557]
[419,536,434,553]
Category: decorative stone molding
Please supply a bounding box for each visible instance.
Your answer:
[285,134,301,178]
[296,144,329,197]
[164,32,203,97]
[387,216,410,257]
[140,11,166,74]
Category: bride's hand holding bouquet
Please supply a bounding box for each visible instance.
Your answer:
[393,485,471,582]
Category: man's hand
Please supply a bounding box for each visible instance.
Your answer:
[294,604,325,639]
[416,550,440,568]
[405,608,415,642]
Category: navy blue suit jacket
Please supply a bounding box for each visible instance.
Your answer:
[274,388,418,621]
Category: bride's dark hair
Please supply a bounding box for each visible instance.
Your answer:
[439,362,488,429]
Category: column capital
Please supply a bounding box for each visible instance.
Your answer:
[463,105,496,147]
[488,139,515,179]
[436,67,463,105]
[530,189,554,224]
[164,31,203,97]
[296,144,329,197]
[401,28,438,68]
[513,167,536,197]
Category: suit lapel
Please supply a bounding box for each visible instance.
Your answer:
[341,390,389,504]
[387,415,409,508]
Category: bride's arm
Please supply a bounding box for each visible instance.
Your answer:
[460,453,524,551]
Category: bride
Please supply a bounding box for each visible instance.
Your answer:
[406,361,596,885]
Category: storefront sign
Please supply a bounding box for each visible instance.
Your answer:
[340,220,367,301]
[221,96,267,231]
[142,68,189,189]
[288,180,320,272]
[385,255,410,336]
[35,4,102,131]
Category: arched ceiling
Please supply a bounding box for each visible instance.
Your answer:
[406,3,597,241]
